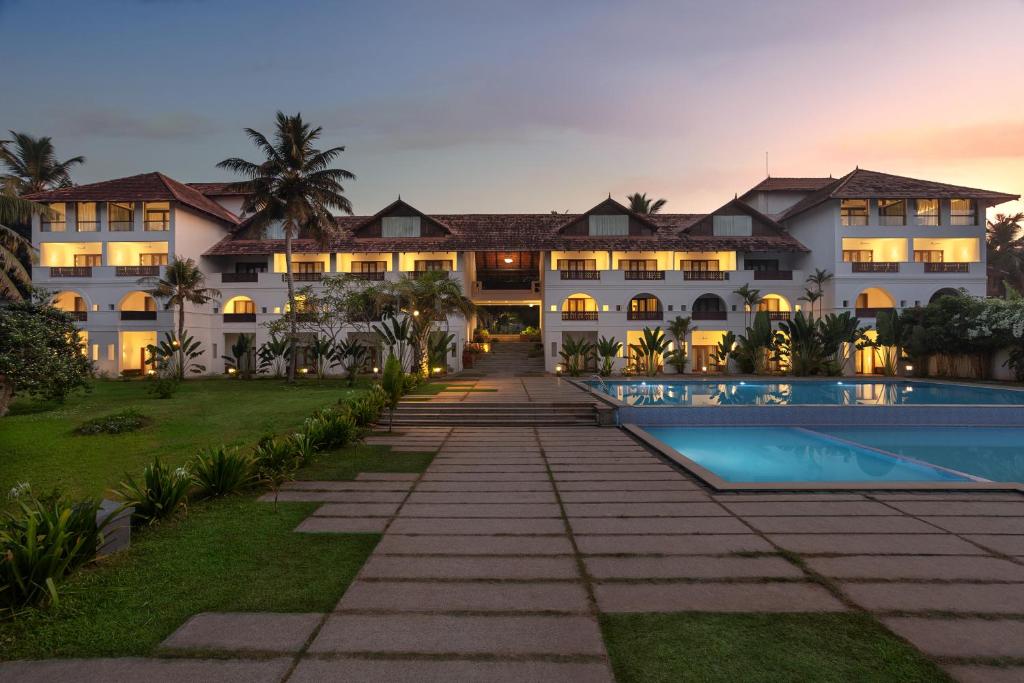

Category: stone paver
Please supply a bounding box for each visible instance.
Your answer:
[559,490,711,502]
[720,501,895,516]
[289,658,614,683]
[943,665,1024,683]
[399,503,561,517]
[584,555,802,579]
[294,517,389,533]
[965,534,1024,556]
[922,516,1024,534]
[743,515,939,534]
[338,581,590,612]
[564,502,724,517]
[375,534,574,555]
[595,582,847,612]
[843,582,1024,614]
[575,533,773,555]
[389,517,566,535]
[882,617,1024,658]
[308,614,607,656]
[361,555,579,579]
[0,658,292,683]
[160,612,322,652]
[767,533,986,555]
[805,555,1024,581]
[260,490,408,503]
[311,502,401,517]
[570,516,750,534]
[406,491,557,504]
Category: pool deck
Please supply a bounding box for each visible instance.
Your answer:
[4,376,1024,682]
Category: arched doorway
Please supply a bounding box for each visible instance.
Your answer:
[628,293,663,321]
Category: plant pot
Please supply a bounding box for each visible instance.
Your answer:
[462,350,475,368]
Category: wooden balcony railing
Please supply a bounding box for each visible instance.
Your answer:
[222,272,260,283]
[286,272,323,282]
[692,310,728,320]
[763,311,791,321]
[924,262,970,273]
[50,266,92,277]
[116,265,161,277]
[68,311,88,322]
[409,270,451,279]
[223,313,257,323]
[627,310,664,321]
[683,270,729,281]
[852,262,900,273]
[753,270,793,281]
[624,270,665,280]
[349,271,386,281]
[120,310,158,321]
[561,311,598,321]
[855,307,895,318]
[560,270,600,280]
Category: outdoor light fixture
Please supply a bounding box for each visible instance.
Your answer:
[503,257,514,264]
[432,366,443,374]
[701,365,707,372]
[555,364,564,375]
[227,367,237,375]
[146,369,156,376]
[372,366,380,374]
[905,364,914,373]
[413,310,420,317]
[299,367,309,375]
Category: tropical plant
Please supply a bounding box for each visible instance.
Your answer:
[734,311,782,375]
[711,331,737,373]
[380,353,404,431]
[778,311,825,376]
[345,386,387,426]
[804,268,833,317]
[148,374,179,399]
[303,409,359,451]
[114,458,191,526]
[190,446,258,498]
[626,192,667,215]
[145,331,206,379]
[373,314,412,371]
[389,271,475,375]
[427,331,455,374]
[986,212,1024,297]
[139,256,220,374]
[559,336,595,376]
[0,132,85,195]
[630,327,671,377]
[257,334,290,377]
[0,222,34,302]
[595,336,622,376]
[307,336,335,379]
[252,436,302,511]
[0,296,91,417]
[733,284,762,328]
[666,316,695,373]
[218,112,355,382]
[817,312,863,375]
[873,309,911,376]
[331,338,368,386]
[222,334,255,378]
[798,287,822,318]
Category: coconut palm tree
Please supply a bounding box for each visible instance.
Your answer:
[986,212,1024,297]
[626,192,667,215]
[733,284,762,328]
[218,112,355,382]
[140,256,221,377]
[0,132,85,195]
[390,271,476,375]
[804,268,833,317]
[0,195,38,301]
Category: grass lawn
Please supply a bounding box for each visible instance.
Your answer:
[601,613,950,683]
[2,378,368,499]
[297,444,435,480]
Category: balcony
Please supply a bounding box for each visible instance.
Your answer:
[852,262,900,273]
[223,313,257,323]
[222,272,260,283]
[561,270,600,281]
[624,270,665,281]
[692,310,728,321]
[116,265,161,277]
[683,271,729,281]
[286,272,323,282]
[840,216,868,227]
[109,221,134,232]
[349,271,386,281]
[753,270,793,281]
[40,222,66,232]
[855,307,895,318]
[76,221,100,233]
[409,270,451,279]
[627,310,664,321]
[924,262,970,273]
[68,311,88,322]
[121,311,158,321]
[562,311,598,321]
[50,266,93,278]
[763,311,790,321]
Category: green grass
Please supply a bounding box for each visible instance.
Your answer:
[0,497,377,660]
[408,382,452,395]
[2,378,368,499]
[601,613,950,683]
[297,444,435,480]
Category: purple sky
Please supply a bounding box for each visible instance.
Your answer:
[3,0,1021,216]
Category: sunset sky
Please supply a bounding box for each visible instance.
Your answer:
[3,0,1021,216]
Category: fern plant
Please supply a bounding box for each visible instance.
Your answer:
[191,446,258,498]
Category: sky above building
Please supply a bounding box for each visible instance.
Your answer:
[2,0,1022,216]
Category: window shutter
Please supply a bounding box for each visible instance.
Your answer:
[382,216,421,237]
[588,214,628,236]
[712,215,752,237]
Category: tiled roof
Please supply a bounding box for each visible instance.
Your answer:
[186,182,250,197]
[25,173,240,225]
[204,211,810,256]
[781,169,1019,220]
[747,177,835,192]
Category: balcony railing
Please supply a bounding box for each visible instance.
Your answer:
[624,270,665,280]
[120,310,158,321]
[116,265,161,277]
[286,272,323,282]
[692,310,728,321]
[683,270,729,281]
[75,221,100,232]
[409,270,451,279]
[222,272,260,283]
[627,310,664,321]
[349,271,386,281]
[561,311,598,321]
[68,311,88,322]
[144,220,170,231]
[223,313,257,323]
[50,266,93,277]
[762,311,791,321]
[924,262,970,273]
[753,270,793,281]
[852,262,900,273]
[855,307,895,318]
[109,221,134,232]
[560,270,600,280]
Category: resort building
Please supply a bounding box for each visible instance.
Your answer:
[27,169,1018,376]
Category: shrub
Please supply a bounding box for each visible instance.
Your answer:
[114,458,191,526]
[304,410,359,451]
[76,409,149,435]
[252,436,302,511]
[191,446,258,498]
[148,375,179,399]
[0,493,105,611]
[345,389,386,427]
[288,432,318,465]
[401,372,420,394]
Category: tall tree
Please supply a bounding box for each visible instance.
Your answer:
[0,132,85,195]
[733,284,762,328]
[218,112,355,382]
[804,268,833,317]
[626,192,667,215]
[986,212,1024,298]
[0,195,38,301]
[388,271,475,375]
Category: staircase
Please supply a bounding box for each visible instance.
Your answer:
[389,401,597,427]
[472,341,545,376]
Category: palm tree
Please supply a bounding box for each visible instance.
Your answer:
[733,284,762,328]
[0,132,85,194]
[986,212,1024,297]
[804,268,833,317]
[626,192,667,215]
[390,271,476,375]
[218,112,355,382]
[0,195,38,301]
[140,256,221,377]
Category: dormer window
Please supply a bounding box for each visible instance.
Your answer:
[877,199,906,226]
[382,216,421,238]
[840,199,868,226]
[712,215,752,237]
[588,214,628,236]
[950,199,977,226]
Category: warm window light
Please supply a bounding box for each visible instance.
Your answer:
[550,305,557,312]
[602,304,609,312]
[905,364,914,373]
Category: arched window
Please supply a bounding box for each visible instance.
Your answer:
[628,293,663,321]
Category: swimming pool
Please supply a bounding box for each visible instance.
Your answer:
[585,379,1024,406]
[643,426,1024,484]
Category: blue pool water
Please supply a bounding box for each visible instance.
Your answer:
[643,426,1015,483]
[586,379,1024,406]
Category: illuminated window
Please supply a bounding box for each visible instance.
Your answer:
[144,202,170,231]
[842,250,873,263]
[139,252,168,266]
[74,253,102,267]
[877,199,906,226]
[42,203,66,232]
[109,202,134,231]
[915,199,939,226]
[950,198,977,226]
[76,202,99,232]
[840,199,868,226]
